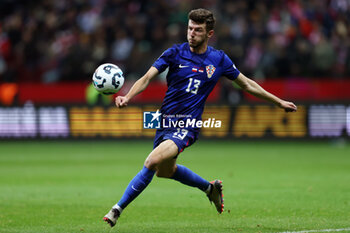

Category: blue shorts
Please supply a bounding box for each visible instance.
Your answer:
[153,128,199,154]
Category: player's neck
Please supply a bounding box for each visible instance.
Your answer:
[189,44,208,54]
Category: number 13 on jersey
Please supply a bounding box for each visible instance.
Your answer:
[186,78,201,94]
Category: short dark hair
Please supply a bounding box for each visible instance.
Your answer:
[188,8,215,31]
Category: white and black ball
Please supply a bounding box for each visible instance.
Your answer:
[92,63,124,95]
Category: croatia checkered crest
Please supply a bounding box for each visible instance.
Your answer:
[206,65,216,79]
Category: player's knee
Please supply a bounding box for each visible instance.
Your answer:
[144,150,169,170]
[144,156,160,170]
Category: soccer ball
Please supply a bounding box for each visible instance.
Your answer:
[92,63,124,94]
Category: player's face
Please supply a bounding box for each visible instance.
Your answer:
[187,20,213,49]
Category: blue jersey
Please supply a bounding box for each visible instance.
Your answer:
[152,42,240,125]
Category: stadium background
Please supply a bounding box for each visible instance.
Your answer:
[1,1,350,233]
[0,0,349,139]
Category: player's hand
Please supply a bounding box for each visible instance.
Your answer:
[115,96,129,108]
[279,101,297,112]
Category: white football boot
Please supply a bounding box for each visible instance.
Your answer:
[103,208,120,227]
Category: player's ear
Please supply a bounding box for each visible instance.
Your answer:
[207,30,214,38]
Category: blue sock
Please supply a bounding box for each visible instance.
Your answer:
[117,166,155,209]
[171,164,210,192]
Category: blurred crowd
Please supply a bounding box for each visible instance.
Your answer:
[0,0,349,83]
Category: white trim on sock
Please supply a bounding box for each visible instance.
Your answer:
[205,184,212,195]
[112,204,123,214]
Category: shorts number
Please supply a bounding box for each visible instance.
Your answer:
[173,129,188,140]
[186,78,201,94]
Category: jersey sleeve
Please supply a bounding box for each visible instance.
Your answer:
[152,46,175,73]
[222,54,240,80]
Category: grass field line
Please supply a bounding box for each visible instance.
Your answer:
[278,227,350,233]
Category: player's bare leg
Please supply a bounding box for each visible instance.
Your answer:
[144,139,178,176]
[156,156,178,178]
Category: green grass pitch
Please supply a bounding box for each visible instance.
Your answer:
[0,140,349,233]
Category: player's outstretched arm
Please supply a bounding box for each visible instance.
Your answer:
[234,73,297,112]
[115,66,159,108]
